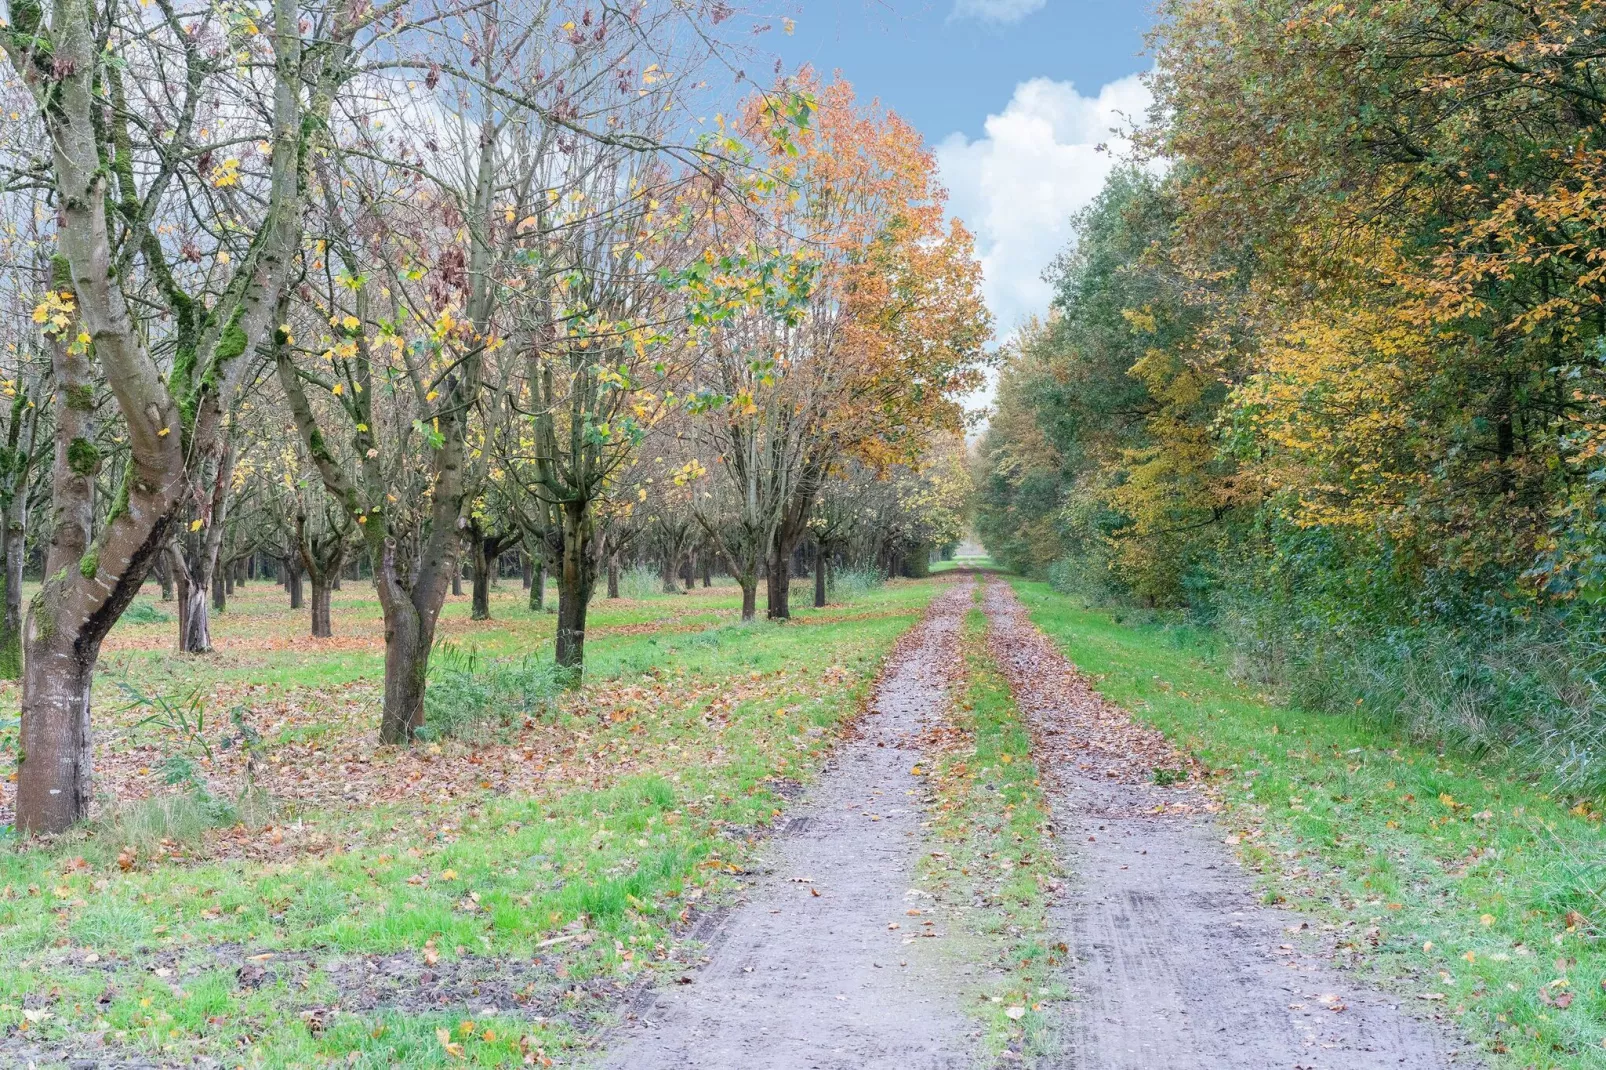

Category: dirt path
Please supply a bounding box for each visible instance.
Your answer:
[597,580,979,1070]
[980,578,1477,1070]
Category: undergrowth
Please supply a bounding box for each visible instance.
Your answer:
[421,644,570,742]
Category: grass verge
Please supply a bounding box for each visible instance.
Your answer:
[921,601,1066,1063]
[1010,576,1606,1069]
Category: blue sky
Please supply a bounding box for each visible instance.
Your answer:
[769,0,1158,335]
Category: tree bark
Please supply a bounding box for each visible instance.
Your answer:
[286,558,305,610]
[530,562,545,612]
[17,636,94,834]
[701,550,712,588]
[766,544,791,620]
[740,578,757,621]
[155,552,173,601]
[0,492,26,679]
[378,594,428,743]
[815,548,828,608]
[661,552,679,594]
[310,579,332,638]
[521,551,532,590]
[607,554,620,599]
[213,566,228,612]
[471,535,492,620]
[554,500,595,678]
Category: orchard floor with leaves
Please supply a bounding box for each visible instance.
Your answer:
[0,576,956,1068]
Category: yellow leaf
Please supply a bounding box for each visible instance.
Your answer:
[190,519,203,532]
[158,427,171,437]
[331,383,344,396]
[441,868,458,880]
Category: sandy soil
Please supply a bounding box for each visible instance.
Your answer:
[597,579,979,1070]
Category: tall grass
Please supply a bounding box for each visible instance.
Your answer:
[618,563,669,600]
[1220,594,1606,795]
[422,643,570,742]
[827,565,884,601]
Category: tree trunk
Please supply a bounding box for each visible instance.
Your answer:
[287,561,305,610]
[766,545,791,620]
[169,546,214,654]
[0,494,26,679]
[156,552,173,601]
[17,636,94,834]
[815,549,828,608]
[702,551,712,588]
[471,536,492,620]
[379,600,428,744]
[683,556,694,591]
[521,551,532,590]
[607,554,620,599]
[530,562,545,612]
[310,579,332,638]
[554,501,594,678]
[740,578,758,622]
[213,566,227,613]
[451,565,463,597]
[661,551,678,594]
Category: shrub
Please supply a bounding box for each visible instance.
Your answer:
[92,792,238,860]
[827,565,884,601]
[1218,569,1606,795]
[618,563,667,600]
[123,602,173,625]
[421,644,570,742]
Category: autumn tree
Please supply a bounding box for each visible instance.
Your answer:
[1,0,367,832]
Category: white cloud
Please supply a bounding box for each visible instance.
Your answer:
[936,73,1153,338]
[950,0,1045,24]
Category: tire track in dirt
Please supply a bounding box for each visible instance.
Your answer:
[595,580,979,1070]
[980,577,1478,1070]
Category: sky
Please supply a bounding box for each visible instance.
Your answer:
[770,0,1157,337]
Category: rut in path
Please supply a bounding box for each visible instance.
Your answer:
[597,579,979,1070]
[980,578,1478,1070]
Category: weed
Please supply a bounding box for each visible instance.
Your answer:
[420,644,569,742]
[617,564,669,601]
[1152,767,1188,786]
[122,601,174,624]
[827,566,884,601]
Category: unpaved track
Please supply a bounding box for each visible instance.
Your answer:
[598,580,978,1070]
[981,578,1476,1070]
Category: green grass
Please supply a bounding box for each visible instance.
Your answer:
[0,575,947,1068]
[929,554,998,574]
[920,600,1066,1061]
[1010,576,1606,1069]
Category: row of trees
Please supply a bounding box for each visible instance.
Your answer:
[980,2,1606,641]
[0,0,988,833]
